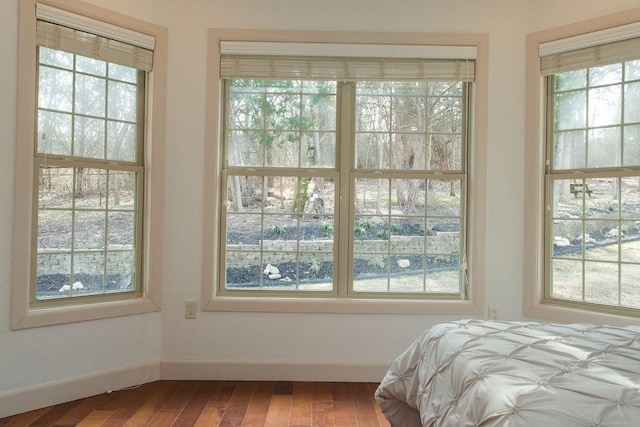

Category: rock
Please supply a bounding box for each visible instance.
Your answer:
[397,259,411,268]
[268,274,281,280]
[578,234,596,244]
[263,264,280,275]
[607,228,623,238]
[60,282,84,292]
[554,236,571,247]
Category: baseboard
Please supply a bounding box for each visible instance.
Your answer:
[160,360,390,383]
[0,361,161,419]
[0,360,390,418]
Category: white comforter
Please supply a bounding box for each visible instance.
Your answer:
[375,319,640,427]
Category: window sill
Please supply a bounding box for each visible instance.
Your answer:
[11,296,160,330]
[525,301,640,327]
[203,296,483,315]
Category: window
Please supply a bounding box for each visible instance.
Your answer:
[208,35,485,311]
[529,16,640,319]
[12,0,167,329]
[35,28,145,305]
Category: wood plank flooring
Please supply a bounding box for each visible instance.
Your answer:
[0,381,391,426]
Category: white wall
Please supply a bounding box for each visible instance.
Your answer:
[0,0,166,416]
[2,0,640,416]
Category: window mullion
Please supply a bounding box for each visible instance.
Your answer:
[338,81,355,296]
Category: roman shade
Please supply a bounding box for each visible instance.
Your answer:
[220,41,476,81]
[36,3,154,71]
[540,21,640,75]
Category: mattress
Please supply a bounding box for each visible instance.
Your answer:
[375,319,640,426]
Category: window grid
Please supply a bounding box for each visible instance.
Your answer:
[218,80,468,299]
[350,81,467,297]
[32,46,144,304]
[546,60,640,314]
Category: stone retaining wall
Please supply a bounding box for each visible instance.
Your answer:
[226,232,459,267]
[37,246,134,275]
[38,233,459,273]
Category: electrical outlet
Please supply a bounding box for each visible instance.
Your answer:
[488,305,498,320]
[185,301,197,319]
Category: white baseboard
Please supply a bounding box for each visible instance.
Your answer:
[160,360,390,383]
[0,360,390,419]
[0,361,161,419]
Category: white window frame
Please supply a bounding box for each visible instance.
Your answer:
[202,29,488,315]
[11,0,167,329]
[524,6,640,325]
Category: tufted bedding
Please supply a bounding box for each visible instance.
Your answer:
[375,319,640,426]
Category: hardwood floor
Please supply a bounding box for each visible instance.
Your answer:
[0,381,391,426]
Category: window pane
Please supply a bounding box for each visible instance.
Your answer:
[354,178,386,214]
[108,212,135,246]
[551,259,584,301]
[588,85,621,127]
[625,60,640,80]
[38,167,74,210]
[555,69,586,91]
[108,80,137,122]
[621,263,640,308]
[391,133,426,169]
[73,210,106,250]
[427,179,461,217]
[265,131,300,167]
[302,93,336,131]
[74,116,105,159]
[584,220,619,262]
[587,127,620,168]
[302,132,335,168]
[621,221,640,263]
[108,170,137,210]
[624,82,640,123]
[73,252,105,295]
[553,130,586,170]
[75,74,106,117]
[39,66,73,112]
[584,261,618,305]
[109,63,137,83]
[106,250,135,291]
[74,169,106,209]
[76,55,106,77]
[38,209,72,250]
[356,133,390,170]
[623,125,640,167]
[226,250,262,289]
[37,110,72,156]
[39,47,72,70]
[555,91,586,131]
[266,93,300,130]
[228,130,264,167]
[353,255,389,292]
[589,63,622,86]
[621,177,640,220]
[107,121,137,162]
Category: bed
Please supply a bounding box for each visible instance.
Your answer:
[375,319,640,426]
